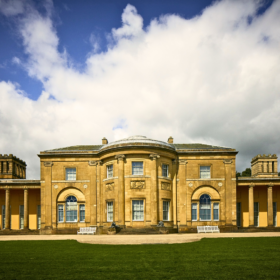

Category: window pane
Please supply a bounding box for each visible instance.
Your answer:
[254,202,259,227]
[66,196,77,222]
[200,166,210,179]
[132,200,144,221]
[80,204,85,222]
[192,203,197,221]
[37,205,41,229]
[200,194,211,220]
[107,202,113,222]
[58,204,64,222]
[162,164,168,177]
[163,201,169,221]
[2,205,5,229]
[132,162,143,175]
[19,205,24,229]
[213,203,219,220]
[273,202,277,227]
[66,168,76,180]
[107,165,113,178]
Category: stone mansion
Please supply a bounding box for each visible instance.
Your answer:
[0,135,279,234]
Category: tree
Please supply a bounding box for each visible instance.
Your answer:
[241,168,251,177]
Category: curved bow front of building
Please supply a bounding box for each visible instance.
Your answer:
[0,136,279,234]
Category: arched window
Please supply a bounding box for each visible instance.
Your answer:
[66,196,77,222]
[200,194,211,221]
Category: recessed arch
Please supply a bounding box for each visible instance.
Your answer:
[192,185,220,201]
[57,187,85,203]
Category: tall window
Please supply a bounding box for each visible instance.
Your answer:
[132,162,143,175]
[162,164,169,177]
[192,203,197,221]
[213,203,219,221]
[200,166,210,179]
[237,202,241,227]
[37,205,41,229]
[132,200,144,221]
[66,168,76,180]
[200,194,211,221]
[107,202,113,222]
[163,201,170,221]
[66,196,77,222]
[58,205,64,222]
[254,202,259,227]
[19,205,24,229]
[273,202,277,227]
[107,165,113,178]
[2,205,5,229]
[80,204,85,222]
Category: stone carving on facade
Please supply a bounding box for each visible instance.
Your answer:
[249,183,255,188]
[149,154,160,160]
[43,161,53,167]
[88,161,98,166]
[161,182,171,191]
[188,183,193,187]
[223,159,232,164]
[178,159,187,165]
[115,154,125,162]
[83,184,88,189]
[218,182,223,187]
[106,182,114,191]
[267,183,274,188]
[54,184,58,189]
[131,180,145,189]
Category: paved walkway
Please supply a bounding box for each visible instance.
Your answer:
[0,232,280,245]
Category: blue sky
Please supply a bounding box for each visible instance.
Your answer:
[0,0,279,178]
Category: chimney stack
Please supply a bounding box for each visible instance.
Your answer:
[168,136,173,144]
[102,137,108,145]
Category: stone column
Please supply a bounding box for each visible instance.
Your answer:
[116,155,125,227]
[44,161,53,230]
[150,154,160,225]
[24,189,29,229]
[267,184,273,227]
[172,160,177,228]
[249,184,255,227]
[224,159,233,225]
[89,161,98,225]
[178,160,187,228]
[5,189,10,229]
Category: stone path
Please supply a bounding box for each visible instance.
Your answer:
[0,232,280,245]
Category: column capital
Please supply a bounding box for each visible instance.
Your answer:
[115,154,125,162]
[43,161,53,167]
[178,159,187,165]
[249,183,255,188]
[149,153,160,160]
[97,160,103,166]
[223,159,232,164]
[88,160,98,166]
[267,183,274,188]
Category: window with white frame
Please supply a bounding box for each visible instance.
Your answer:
[79,204,85,222]
[163,201,170,221]
[200,194,211,221]
[162,164,169,177]
[132,162,143,175]
[213,203,219,220]
[37,205,41,229]
[273,202,277,227]
[107,164,113,178]
[192,203,197,221]
[66,196,77,222]
[200,166,211,179]
[66,168,76,180]
[19,205,24,229]
[107,202,113,222]
[2,205,5,229]
[58,204,64,222]
[132,200,144,221]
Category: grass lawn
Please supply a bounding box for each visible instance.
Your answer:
[0,237,280,279]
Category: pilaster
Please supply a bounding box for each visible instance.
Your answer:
[150,153,160,225]
[267,184,273,227]
[88,161,98,225]
[172,160,177,228]
[178,160,187,227]
[24,189,29,230]
[249,183,255,227]
[5,189,10,229]
[224,159,233,225]
[43,161,53,230]
[96,160,103,227]
[116,155,125,226]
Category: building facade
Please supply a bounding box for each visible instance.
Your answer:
[0,136,279,234]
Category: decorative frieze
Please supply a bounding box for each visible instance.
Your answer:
[131,180,145,189]
[161,182,171,191]
[106,182,114,192]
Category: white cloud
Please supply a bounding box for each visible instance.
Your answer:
[0,0,25,16]
[0,0,280,178]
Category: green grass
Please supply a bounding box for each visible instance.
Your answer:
[0,237,280,279]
